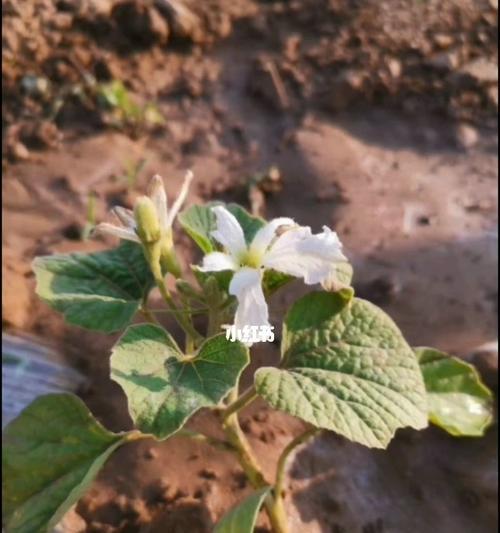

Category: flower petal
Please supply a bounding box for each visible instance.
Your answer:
[211,206,247,258]
[112,206,136,229]
[250,217,295,256]
[149,175,168,229]
[263,225,346,285]
[95,223,140,243]
[166,170,194,227]
[199,252,237,272]
[229,267,269,331]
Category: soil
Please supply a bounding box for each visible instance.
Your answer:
[2,1,498,532]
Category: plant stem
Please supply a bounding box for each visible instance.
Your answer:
[175,428,234,452]
[223,385,258,421]
[222,390,290,533]
[207,304,224,337]
[140,305,160,325]
[272,427,321,526]
[155,275,203,346]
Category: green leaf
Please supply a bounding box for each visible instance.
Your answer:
[415,347,494,437]
[255,292,428,449]
[110,325,249,439]
[224,203,265,245]
[193,265,234,294]
[33,241,154,333]
[178,203,265,253]
[262,269,294,296]
[214,487,270,533]
[2,393,128,533]
[178,205,215,253]
[335,260,354,288]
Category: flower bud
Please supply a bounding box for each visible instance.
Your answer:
[159,231,181,278]
[134,196,161,244]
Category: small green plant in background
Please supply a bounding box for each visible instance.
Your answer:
[2,172,494,533]
[117,157,149,192]
[97,80,164,131]
[80,191,97,241]
[44,73,164,135]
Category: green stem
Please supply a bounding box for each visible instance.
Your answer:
[272,427,321,526]
[140,305,160,325]
[175,428,234,452]
[222,390,290,533]
[223,385,258,421]
[207,305,223,337]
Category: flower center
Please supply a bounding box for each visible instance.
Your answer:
[238,248,263,269]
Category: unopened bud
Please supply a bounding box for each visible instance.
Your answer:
[134,196,160,244]
[160,232,181,278]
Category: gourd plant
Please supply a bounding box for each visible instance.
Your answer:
[2,173,494,533]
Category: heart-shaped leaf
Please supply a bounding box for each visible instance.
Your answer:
[214,487,270,533]
[33,241,154,333]
[415,347,494,437]
[178,203,265,253]
[111,325,249,439]
[255,292,428,448]
[2,393,129,533]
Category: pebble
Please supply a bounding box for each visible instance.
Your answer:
[8,141,30,161]
[460,58,498,83]
[434,33,454,49]
[455,123,479,149]
[143,446,159,460]
[52,506,87,533]
[429,50,460,70]
[387,58,402,78]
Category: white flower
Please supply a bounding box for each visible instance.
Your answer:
[96,170,194,244]
[199,206,347,334]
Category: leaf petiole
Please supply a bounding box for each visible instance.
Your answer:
[223,385,258,421]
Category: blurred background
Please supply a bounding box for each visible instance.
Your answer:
[2,1,498,532]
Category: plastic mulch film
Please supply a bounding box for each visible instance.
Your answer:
[2,332,87,428]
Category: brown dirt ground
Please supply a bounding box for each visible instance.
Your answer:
[2,1,498,532]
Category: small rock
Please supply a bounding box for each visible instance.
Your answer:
[487,85,498,108]
[429,50,460,70]
[7,141,30,161]
[460,58,498,83]
[283,34,301,62]
[489,0,498,9]
[154,0,203,43]
[212,12,232,39]
[143,446,159,460]
[115,494,130,512]
[21,75,50,97]
[52,505,86,533]
[455,123,479,149]
[128,498,150,523]
[387,58,402,78]
[433,33,454,49]
[50,12,73,30]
